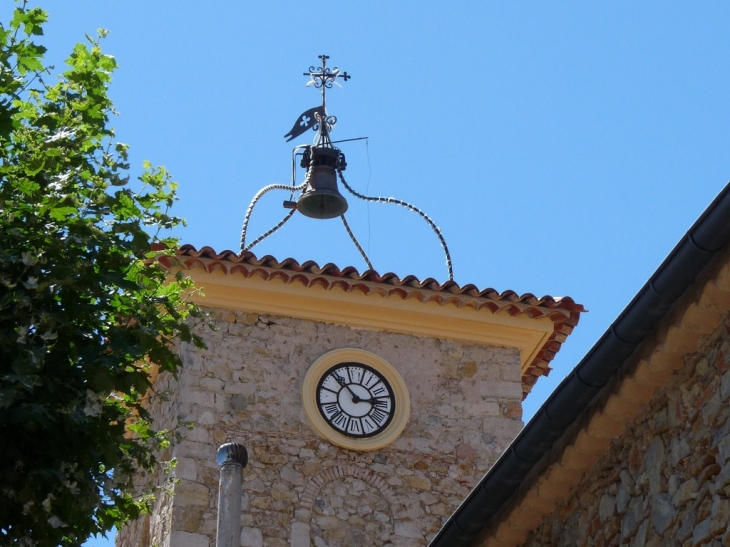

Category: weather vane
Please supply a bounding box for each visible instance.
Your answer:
[284,55,350,145]
[240,55,455,281]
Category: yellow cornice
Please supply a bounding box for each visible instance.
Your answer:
[180,266,557,374]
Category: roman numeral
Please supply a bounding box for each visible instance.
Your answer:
[374,399,389,410]
[371,384,386,396]
[348,367,362,383]
[348,418,362,434]
[371,408,387,424]
[332,412,348,428]
[363,371,378,388]
[322,402,339,416]
[362,416,377,433]
[321,377,341,392]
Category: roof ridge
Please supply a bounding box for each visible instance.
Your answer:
[173,245,585,313]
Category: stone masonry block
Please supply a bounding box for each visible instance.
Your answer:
[240,526,263,547]
[174,481,210,507]
[184,427,210,443]
[478,380,523,399]
[170,531,209,547]
[179,390,216,408]
[175,457,197,482]
[289,522,309,547]
[394,521,423,539]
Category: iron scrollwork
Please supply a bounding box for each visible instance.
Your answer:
[312,112,338,135]
[304,54,351,90]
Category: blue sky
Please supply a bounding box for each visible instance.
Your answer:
[25,2,730,545]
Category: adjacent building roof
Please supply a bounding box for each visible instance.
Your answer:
[162,246,585,397]
[429,181,730,546]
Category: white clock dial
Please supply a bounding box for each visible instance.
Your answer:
[316,363,395,438]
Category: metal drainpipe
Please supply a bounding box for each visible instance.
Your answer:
[215,442,248,547]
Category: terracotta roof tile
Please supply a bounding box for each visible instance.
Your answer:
[166,245,585,398]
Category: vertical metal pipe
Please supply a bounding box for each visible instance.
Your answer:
[215,442,248,547]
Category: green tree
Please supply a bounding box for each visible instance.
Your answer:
[0,3,204,545]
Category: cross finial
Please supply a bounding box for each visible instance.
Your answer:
[303,54,350,111]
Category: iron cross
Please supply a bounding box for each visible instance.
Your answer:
[304,54,351,110]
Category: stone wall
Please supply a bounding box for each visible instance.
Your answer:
[117,309,524,547]
[523,316,730,546]
[115,354,183,547]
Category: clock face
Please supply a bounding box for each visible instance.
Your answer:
[316,362,396,438]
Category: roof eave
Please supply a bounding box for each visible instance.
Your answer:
[429,181,730,547]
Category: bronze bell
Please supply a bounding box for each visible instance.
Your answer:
[296,146,348,219]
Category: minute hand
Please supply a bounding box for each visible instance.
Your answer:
[334,374,363,403]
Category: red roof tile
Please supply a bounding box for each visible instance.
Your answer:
[164,245,585,398]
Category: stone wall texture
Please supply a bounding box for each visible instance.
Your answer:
[523,316,730,546]
[117,309,524,547]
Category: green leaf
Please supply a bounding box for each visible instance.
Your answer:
[48,206,78,221]
[9,7,26,31]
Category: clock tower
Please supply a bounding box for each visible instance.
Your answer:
[116,246,582,547]
[117,56,583,547]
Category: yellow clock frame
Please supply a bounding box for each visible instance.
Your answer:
[302,348,411,451]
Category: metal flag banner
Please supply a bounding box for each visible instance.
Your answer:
[284,105,325,142]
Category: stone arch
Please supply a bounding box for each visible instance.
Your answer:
[299,463,395,516]
[291,464,395,547]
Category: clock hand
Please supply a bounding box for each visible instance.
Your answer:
[358,395,387,405]
[333,373,362,403]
